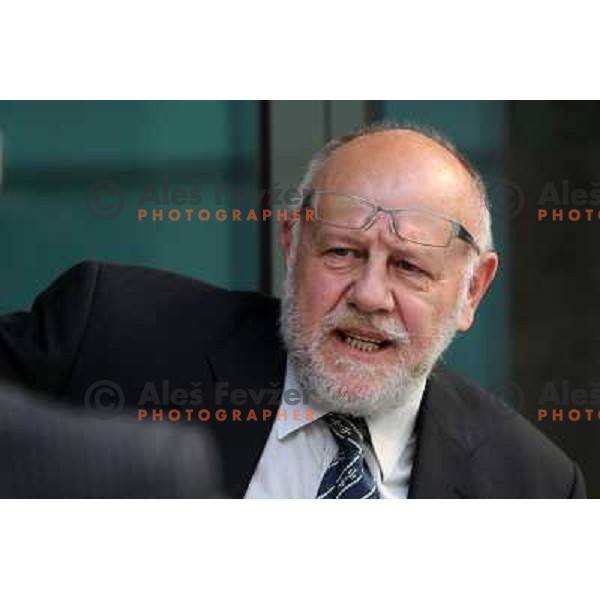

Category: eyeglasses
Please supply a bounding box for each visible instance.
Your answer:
[303,190,481,255]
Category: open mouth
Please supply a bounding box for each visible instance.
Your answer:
[334,329,394,353]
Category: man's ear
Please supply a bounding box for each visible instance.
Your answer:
[280,219,294,268]
[456,251,499,331]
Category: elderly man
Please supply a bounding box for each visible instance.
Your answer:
[0,124,586,498]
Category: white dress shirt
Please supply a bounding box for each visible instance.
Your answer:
[245,359,425,499]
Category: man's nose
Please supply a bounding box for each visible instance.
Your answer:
[347,258,396,314]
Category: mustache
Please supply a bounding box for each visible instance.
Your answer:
[320,308,410,344]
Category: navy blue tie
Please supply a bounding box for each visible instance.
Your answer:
[317,413,380,499]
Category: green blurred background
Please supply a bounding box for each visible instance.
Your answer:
[0,101,261,305]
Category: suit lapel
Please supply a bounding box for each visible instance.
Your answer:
[205,309,286,498]
[408,367,481,499]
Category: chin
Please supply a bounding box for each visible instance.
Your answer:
[292,351,419,418]
[308,377,407,417]
[323,342,418,384]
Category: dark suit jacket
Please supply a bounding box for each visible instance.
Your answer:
[0,261,586,498]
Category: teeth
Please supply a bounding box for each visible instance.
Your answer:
[344,334,382,352]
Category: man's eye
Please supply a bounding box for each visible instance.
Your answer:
[328,248,357,258]
[395,259,426,275]
[322,247,363,267]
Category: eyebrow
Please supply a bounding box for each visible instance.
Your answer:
[310,227,368,246]
[311,226,436,258]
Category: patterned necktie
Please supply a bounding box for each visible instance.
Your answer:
[317,413,380,499]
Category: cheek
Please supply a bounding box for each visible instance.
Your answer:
[392,287,450,338]
[294,258,348,329]
[394,296,429,336]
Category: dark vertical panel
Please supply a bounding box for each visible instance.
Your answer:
[508,100,600,498]
[364,100,383,124]
[228,101,260,291]
[259,100,272,295]
[324,101,333,140]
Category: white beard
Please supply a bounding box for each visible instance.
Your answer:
[279,242,468,417]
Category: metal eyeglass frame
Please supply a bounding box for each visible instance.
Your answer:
[302,190,482,255]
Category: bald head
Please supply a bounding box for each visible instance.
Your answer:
[299,124,493,252]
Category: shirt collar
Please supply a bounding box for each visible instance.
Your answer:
[277,358,425,477]
[277,360,325,440]
[365,379,425,481]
